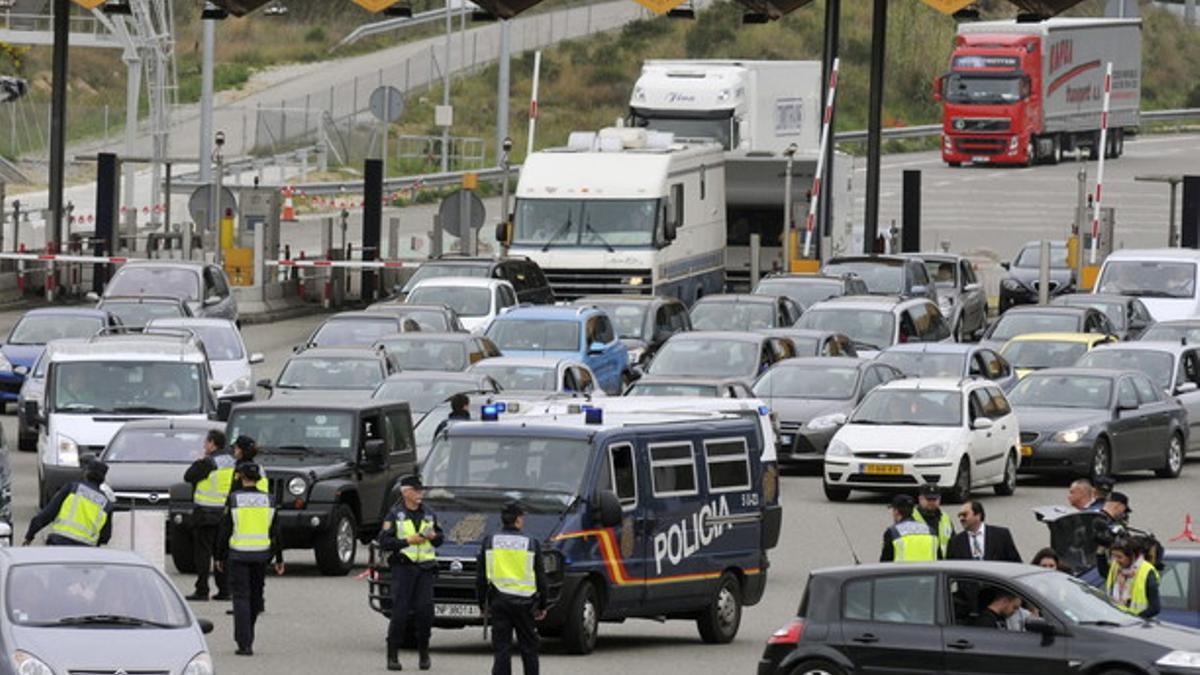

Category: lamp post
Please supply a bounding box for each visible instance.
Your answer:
[499,136,513,258]
[209,131,225,265]
[782,143,798,273]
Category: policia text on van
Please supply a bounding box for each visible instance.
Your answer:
[368,408,780,655]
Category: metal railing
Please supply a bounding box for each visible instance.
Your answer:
[833,108,1200,143]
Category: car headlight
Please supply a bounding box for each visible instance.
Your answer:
[826,439,851,458]
[1157,651,1200,669]
[914,443,947,459]
[287,476,308,497]
[1053,426,1089,444]
[626,348,644,366]
[807,413,846,431]
[223,375,253,396]
[183,652,215,675]
[1001,278,1023,290]
[57,434,80,467]
[12,651,53,675]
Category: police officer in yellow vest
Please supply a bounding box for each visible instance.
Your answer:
[184,429,234,601]
[1103,537,1161,619]
[231,435,269,492]
[476,502,547,675]
[215,462,284,657]
[378,475,444,671]
[913,483,955,557]
[23,457,113,547]
[880,494,940,563]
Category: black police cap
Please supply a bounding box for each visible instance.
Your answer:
[234,435,257,452]
[502,501,525,519]
[918,483,942,498]
[237,461,262,482]
[399,475,423,489]
[890,494,915,510]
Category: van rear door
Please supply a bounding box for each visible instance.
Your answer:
[594,440,648,613]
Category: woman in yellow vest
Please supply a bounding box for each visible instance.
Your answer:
[1103,538,1161,619]
[24,458,113,547]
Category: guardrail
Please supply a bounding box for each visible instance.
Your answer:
[833,107,1200,143]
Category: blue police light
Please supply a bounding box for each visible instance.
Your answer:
[758,405,770,416]
[494,402,507,413]
[584,407,603,425]
[481,404,500,421]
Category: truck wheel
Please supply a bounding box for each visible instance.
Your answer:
[562,581,600,655]
[171,524,198,574]
[1112,129,1125,158]
[1048,135,1061,165]
[315,505,358,576]
[697,572,742,644]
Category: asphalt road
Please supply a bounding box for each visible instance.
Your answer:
[2,309,1199,673]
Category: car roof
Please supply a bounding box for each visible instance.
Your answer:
[760,273,844,283]
[381,370,482,383]
[898,252,963,263]
[375,332,475,344]
[291,347,386,360]
[369,303,452,313]
[411,276,508,289]
[810,295,916,310]
[1091,341,1190,356]
[0,546,159,567]
[21,307,111,319]
[1000,305,1090,317]
[1165,548,1200,560]
[812,560,1047,580]
[1005,332,1111,344]
[883,343,977,355]
[234,395,403,413]
[45,334,206,362]
[574,294,664,305]
[495,306,596,321]
[633,374,743,386]
[879,377,976,391]
[1106,248,1200,262]
[114,419,226,432]
[667,330,768,343]
[1056,293,1130,305]
[148,317,236,328]
[1019,240,1067,248]
[446,415,753,438]
[774,356,870,369]
[326,311,405,321]
[120,260,206,270]
[827,255,909,265]
[471,356,579,369]
[694,294,777,305]
[1022,367,1131,379]
[100,295,186,304]
[1151,319,1200,328]
[760,328,839,338]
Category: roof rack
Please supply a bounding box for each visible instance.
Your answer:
[91,326,196,342]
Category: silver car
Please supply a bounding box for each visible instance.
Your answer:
[0,547,214,674]
[95,261,238,324]
[148,317,264,410]
[900,252,989,342]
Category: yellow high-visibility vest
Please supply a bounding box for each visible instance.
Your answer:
[50,484,110,546]
[913,509,954,556]
[194,454,236,508]
[399,516,436,563]
[1106,559,1160,615]
[485,533,536,598]
[891,520,939,562]
[229,491,275,553]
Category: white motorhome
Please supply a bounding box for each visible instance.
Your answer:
[509,127,726,304]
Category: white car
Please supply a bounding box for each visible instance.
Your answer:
[147,317,263,409]
[822,378,1020,503]
[468,356,605,397]
[405,277,518,334]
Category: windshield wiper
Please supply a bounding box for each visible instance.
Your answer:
[1123,289,1183,298]
[1078,620,1129,627]
[111,405,179,414]
[55,614,171,628]
[57,403,101,413]
[264,445,311,454]
[540,213,574,252]
[583,220,615,253]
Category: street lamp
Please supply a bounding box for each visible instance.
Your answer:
[210,131,226,264]
[498,136,514,258]
[782,143,798,273]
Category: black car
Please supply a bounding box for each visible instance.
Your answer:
[102,419,226,511]
[821,255,938,302]
[397,255,554,305]
[999,240,1075,312]
[758,561,1200,675]
[170,397,418,576]
[752,273,869,310]
[572,294,691,368]
[365,302,467,333]
[1053,293,1155,340]
[689,294,803,332]
[980,305,1116,352]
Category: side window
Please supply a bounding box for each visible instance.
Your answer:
[988,388,1012,417]
[649,441,698,497]
[478,338,502,358]
[911,263,931,289]
[361,414,385,448]
[595,316,616,344]
[1133,375,1160,404]
[1159,559,1192,611]
[1117,378,1139,408]
[577,367,596,394]
[562,368,578,393]
[654,306,671,339]
[949,578,1039,627]
[509,263,530,292]
[207,267,230,297]
[668,183,685,228]
[926,305,951,341]
[498,285,517,308]
[844,575,937,625]
[960,260,977,286]
[704,437,751,493]
[860,368,883,395]
[607,443,638,509]
[898,311,917,343]
[1181,351,1200,387]
[969,390,991,421]
[671,303,691,332]
[384,409,416,457]
[968,354,985,377]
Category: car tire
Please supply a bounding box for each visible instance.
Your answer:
[697,572,742,644]
[314,504,358,576]
[1156,432,1185,479]
[823,480,850,502]
[1089,438,1112,481]
[947,459,971,504]
[789,660,848,675]
[171,524,198,574]
[562,581,600,655]
[994,452,1017,496]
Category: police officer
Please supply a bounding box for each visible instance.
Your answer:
[379,475,443,671]
[232,435,269,492]
[434,393,471,437]
[23,457,113,547]
[880,494,940,562]
[184,429,233,601]
[215,462,283,657]
[913,483,954,558]
[477,502,547,675]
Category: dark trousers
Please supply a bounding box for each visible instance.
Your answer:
[387,564,435,648]
[229,560,266,650]
[191,523,227,596]
[44,534,89,546]
[490,595,539,675]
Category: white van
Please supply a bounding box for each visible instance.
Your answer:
[1095,249,1200,321]
[30,331,217,506]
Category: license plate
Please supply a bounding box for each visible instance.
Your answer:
[1021,445,1034,457]
[435,603,481,619]
[972,155,990,163]
[863,463,903,475]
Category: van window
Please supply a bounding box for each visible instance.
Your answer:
[608,443,637,508]
[648,441,698,497]
[384,408,415,457]
[704,438,751,492]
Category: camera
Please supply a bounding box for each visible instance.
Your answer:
[215,131,226,148]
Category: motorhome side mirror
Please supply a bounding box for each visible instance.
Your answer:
[663,219,677,243]
[85,291,100,302]
[495,221,513,247]
[363,439,387,468]
[596,490,622,528]
[24,401,42,427]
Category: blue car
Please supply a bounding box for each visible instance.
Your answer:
[485,306,630,395]
[1161,548,1200,628]
[875,342,1019,392]
[0,308,118,411]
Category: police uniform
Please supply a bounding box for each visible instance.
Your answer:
[880,495,940,563]
[215,463,282,656]
[913,507,954,558]
[184,449,237,599]
[25,460,113,547]
[476,502,547,675]
[378,475,444,671]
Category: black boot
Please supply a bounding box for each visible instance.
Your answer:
[418,645,430,671]
[387,641,402,671]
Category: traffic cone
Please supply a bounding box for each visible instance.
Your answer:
[281,186,298,222]
[1169,514,1200,543]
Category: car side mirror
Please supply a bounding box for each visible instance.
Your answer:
[588,341,606,355]
[197,618,215,635]
[210,381,225,392]
[249,352,265,365]
[13,365,28,376]
[85,291,100,302]
[204,295,222,307]
[971,417,994,430]
[1177,382,1199,395]
[1117,400,1138,412]
[256,378,273,390]
[1024,617,1057,644]
[362,439,387,469]
[1001,262,1011,271]
[964,282,980,293]
[595,489,622,528]
[932,75,944,102]
[911,284,929,297]
[24,400,43,428]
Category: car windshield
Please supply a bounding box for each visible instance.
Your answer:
[486,320,580,353]
[754,366,859,400]
[107,267,201,302]
[1009,374,1112,409]
[102,302,184,328]
[989,313,1080,341]
[277,357,383,390]
[583,303,646,340]
[626,383,720,397]
[690,302,776,331]
[9,315,104,345]
[379,339,469,372]
[1014,245,1069,269]
[373,308,451,332]
[1022,570,1141,626]
[754,279,842,309]
[786,337,821,356]
[230,411,355,454]
[822,262,903,294]
[649,339,760,378]
[7,563,191,628]
[52,362,204,414]
[401,264,490,293]
[1076,350,1174,392]
[375,379,479,413]
[796,309,895,352]
[408,286,492,318]
[312,318,402,347]
[876,351,966,378]
[944,74,1025,104]
[1057,299,1126,330]
[1002,340,1090,371]
[423,435,594,506]
[924,260,958,288]
[852,389,962,426]
[1097,261,1197,299]
[470,364,556,391]
[514,198,660,248]
[156,323,243,360]
[103,428,210,463]
[1141,324,1200,343]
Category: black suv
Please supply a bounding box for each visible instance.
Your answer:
[169,396,417,575]
[397,255,554,305]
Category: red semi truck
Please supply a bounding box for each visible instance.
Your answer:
[936,18,1141,167]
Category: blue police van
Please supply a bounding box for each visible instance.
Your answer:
[368,406,780,654]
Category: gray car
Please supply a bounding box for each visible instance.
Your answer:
[822,255,939,303]
[623,375,754,398]
[101,419,226,509]
[0,547,213,674]
[877,342,1018,392]
[980,305,1116,352]
[96,260,237,324]
[1053,292,1155,340]
[900,252,988,341]
[753,357,903,469]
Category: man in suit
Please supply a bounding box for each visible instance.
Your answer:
[947,500,1022,562]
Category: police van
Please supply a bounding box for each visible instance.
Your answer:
[368,406,778,654]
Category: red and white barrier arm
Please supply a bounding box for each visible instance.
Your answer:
[267,259,421,269]
[0,252,131,264]
[803,57,840,259]
[1090,62,1113,265]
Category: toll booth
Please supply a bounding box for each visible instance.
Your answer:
[228,187,281,287]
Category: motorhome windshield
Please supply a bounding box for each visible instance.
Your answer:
[630,110,733,149]
[515,198,660,248]
[422,435,593,505]
[51,362,205,414]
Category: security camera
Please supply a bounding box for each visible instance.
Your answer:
[215,131,226,147]
[502,137,514,153]
[784,143,798,158]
